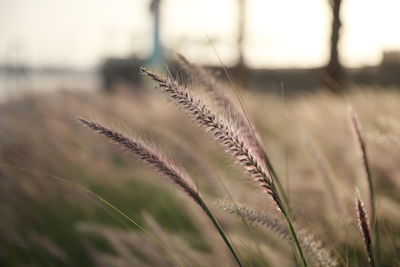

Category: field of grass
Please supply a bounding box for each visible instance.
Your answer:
[0,75,400,266]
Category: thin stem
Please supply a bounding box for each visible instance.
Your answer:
[197,198,244,267]
[271,184,308,267]
[369,246,376,267]
[365,161,379,264]
[79,118,243,266]
[363,147,376,225]
[364,160,379,265]
[350,110,379,263]
[267,161,291,214]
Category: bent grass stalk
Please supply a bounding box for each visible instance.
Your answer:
[349,110,375,224]
[177,54,291,211]
[141,67,307,267]
[349,109,379,262]
[355,189,375,267]
[78,118,243,267]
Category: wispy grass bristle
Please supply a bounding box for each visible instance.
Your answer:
[349,108,375,223]
[141,66,308,266]
[217,200,338,267]
[140,67,275,199]
[349,107,379,262]
[78,118,199,200]
[176,54,290,217]
[177,54,270,170]
[78,117,243,267]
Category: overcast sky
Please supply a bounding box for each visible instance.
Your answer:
[1,0,399,69]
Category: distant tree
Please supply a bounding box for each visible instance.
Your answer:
[149,0,163,64]
[237,0,245,67]
[234,0,248,87]
[325,0,344,92]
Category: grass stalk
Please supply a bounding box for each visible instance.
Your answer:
[355,190,375,267]
[177,54,291,214]
[270,183,308,267]
[78,118,243,267]
[349,109,379,262]
[141,67,307,267]
[197,198,243,267]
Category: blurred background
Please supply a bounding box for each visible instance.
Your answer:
[1,1,400,266]
[1,0,400,97]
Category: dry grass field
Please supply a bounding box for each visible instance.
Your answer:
[1,69,400,266]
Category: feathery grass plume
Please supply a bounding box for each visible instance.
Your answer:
[177,54,268,169]
[78,118,243,267]
[217,200,338,267]
[216,200,288,237]
[349,108,375,223]
[349,107,379,262]
[140,67,307,266]
[355,189,375,267]
[154,131,225,195]
[177,54,290,214]
[78,118,199,200]
[176,54,252,136]
[176,54,236,117]
[140,68,273,197]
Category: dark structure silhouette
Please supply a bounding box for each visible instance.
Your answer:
[101,0,163,91]
[325,0,344,92]
[100,0,400,94]
[232,0,248,88]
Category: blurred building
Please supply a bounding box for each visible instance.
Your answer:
[100,0,400,93]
